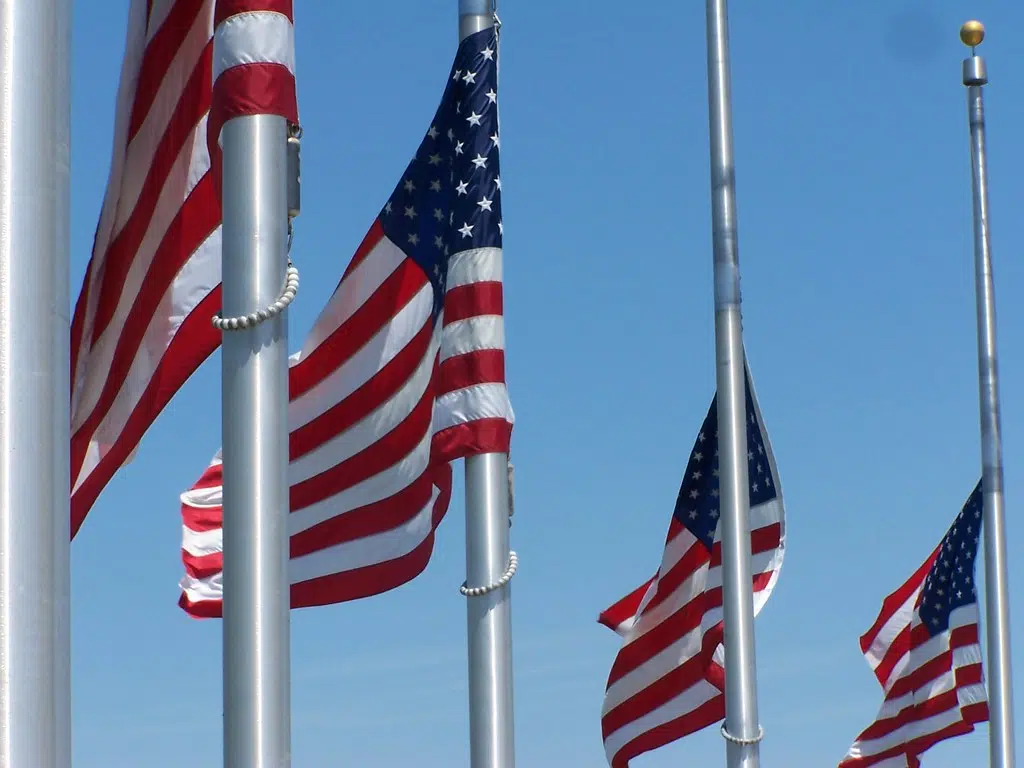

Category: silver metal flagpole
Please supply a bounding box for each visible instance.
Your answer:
[219,96,296,768]
[0,0,72,766]
[704,1,762,766]
[959,20,1016,768]
[458,2,516,767]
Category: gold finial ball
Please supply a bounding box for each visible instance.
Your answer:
[960,20,985,47]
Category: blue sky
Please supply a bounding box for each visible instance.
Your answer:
[70,1,1024,766]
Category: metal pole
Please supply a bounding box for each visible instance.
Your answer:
[959,21,1016,768]
[704,1,761,766]
[0,0,72,766]
[220,113,292,768]
[459,5,516,767]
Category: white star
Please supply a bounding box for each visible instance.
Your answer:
[434,235,444,249]
[447,128,455,141]
[694,452,704,461]
[430,179,442,192]
[747,451,754,460]
[404,205,416,219]
[471,154,488,169]
[490,132,500,147]
[482,47,494,60]
[711,489,719,498]
[456,180,469,196]
[384,201,392,215]
[689,489,699,499]
[477,197,493,212]
[494,176,502,190]
[462,70,477,84]
[692,470,702,480]
[428,153,442,166]
[467,111,482,126]
[485,89,497,103]
[433,208,444,221]
[403,179,415,193]
[689,510,698,520]
[711,509,719,518]
[497,220,503,234]
[455,141,465,155]
[407,233,419,246]
[458,222,474,238]
[427,125,439,139]
[752,483,759,493]
[453,69,461,81]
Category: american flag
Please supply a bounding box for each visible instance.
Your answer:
[69,0,297,536]
[598,365,785,767]
[179,26,513,616]
[839,482,989,767]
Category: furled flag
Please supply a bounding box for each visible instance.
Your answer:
[179,26,513,616]
[69,0,297,536]
[839,482,989,767]
[598,364,785,767]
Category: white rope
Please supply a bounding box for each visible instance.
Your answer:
[212,260,299,331]
[720,723,763,746]
[460,551,517,597]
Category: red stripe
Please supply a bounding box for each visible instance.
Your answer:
[431,417,512,463]
[90,42,213,346]
[70,258,93,383]
[290,383,435,512]
[288,256,428,401]
[128,0,209,141]
[442,281,502,324]
[608,692,724,768]
[598,579,654,632]
[71,288,220,536]
[71,170,219,488]
[214,0,293,27]
[437,348,505,395]
[180,464,452,617]
[860,548,936,656]
[290,320,433,460]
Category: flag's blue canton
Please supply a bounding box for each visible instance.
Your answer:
[672,373,777,550]
[919,481,983,636]
[378,28,503,320]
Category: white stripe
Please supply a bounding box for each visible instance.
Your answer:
[604,679,721,763]
[290,280,434,431]
[447,246,501,289]
[290,332,437,484]
[72,225,221,492]
[440,315,503,362]
[213,10,295,82]
[180,485,440,601]
[433,382,513,433]
[294,236,408,362]
[604,622,704,713]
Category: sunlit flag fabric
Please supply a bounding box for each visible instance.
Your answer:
[69,0,297,536]
[839,482,989,767]
[179,27,513,616]
[598,364,785,767]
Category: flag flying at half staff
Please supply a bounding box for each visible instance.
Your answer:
[179,26,513,616]
[598,362,785,767]
[839,482,989,767]
[69,0,297,536]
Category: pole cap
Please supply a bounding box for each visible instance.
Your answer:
[960,20,985,48]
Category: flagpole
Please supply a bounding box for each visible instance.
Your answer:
[0,0,72,766]
[959,21,1016,768]
[704,1,762,766]
[458,3,517,766]
[218,86,294,768]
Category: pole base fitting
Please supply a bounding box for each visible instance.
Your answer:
[720,723,763,746]
[460,551,517,597]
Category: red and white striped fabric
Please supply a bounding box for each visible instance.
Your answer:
[179,27,513,616]
[69,0,297,536]
[599,368,785,767]
[839,483,988,767]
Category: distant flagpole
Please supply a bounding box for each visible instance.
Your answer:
[959,21,1016,768]
[704,1,763,766]
[0,0,72,765]
[458,2,517,766]
[215,3,299,765]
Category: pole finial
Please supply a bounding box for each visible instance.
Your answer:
[960,20,985,48]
